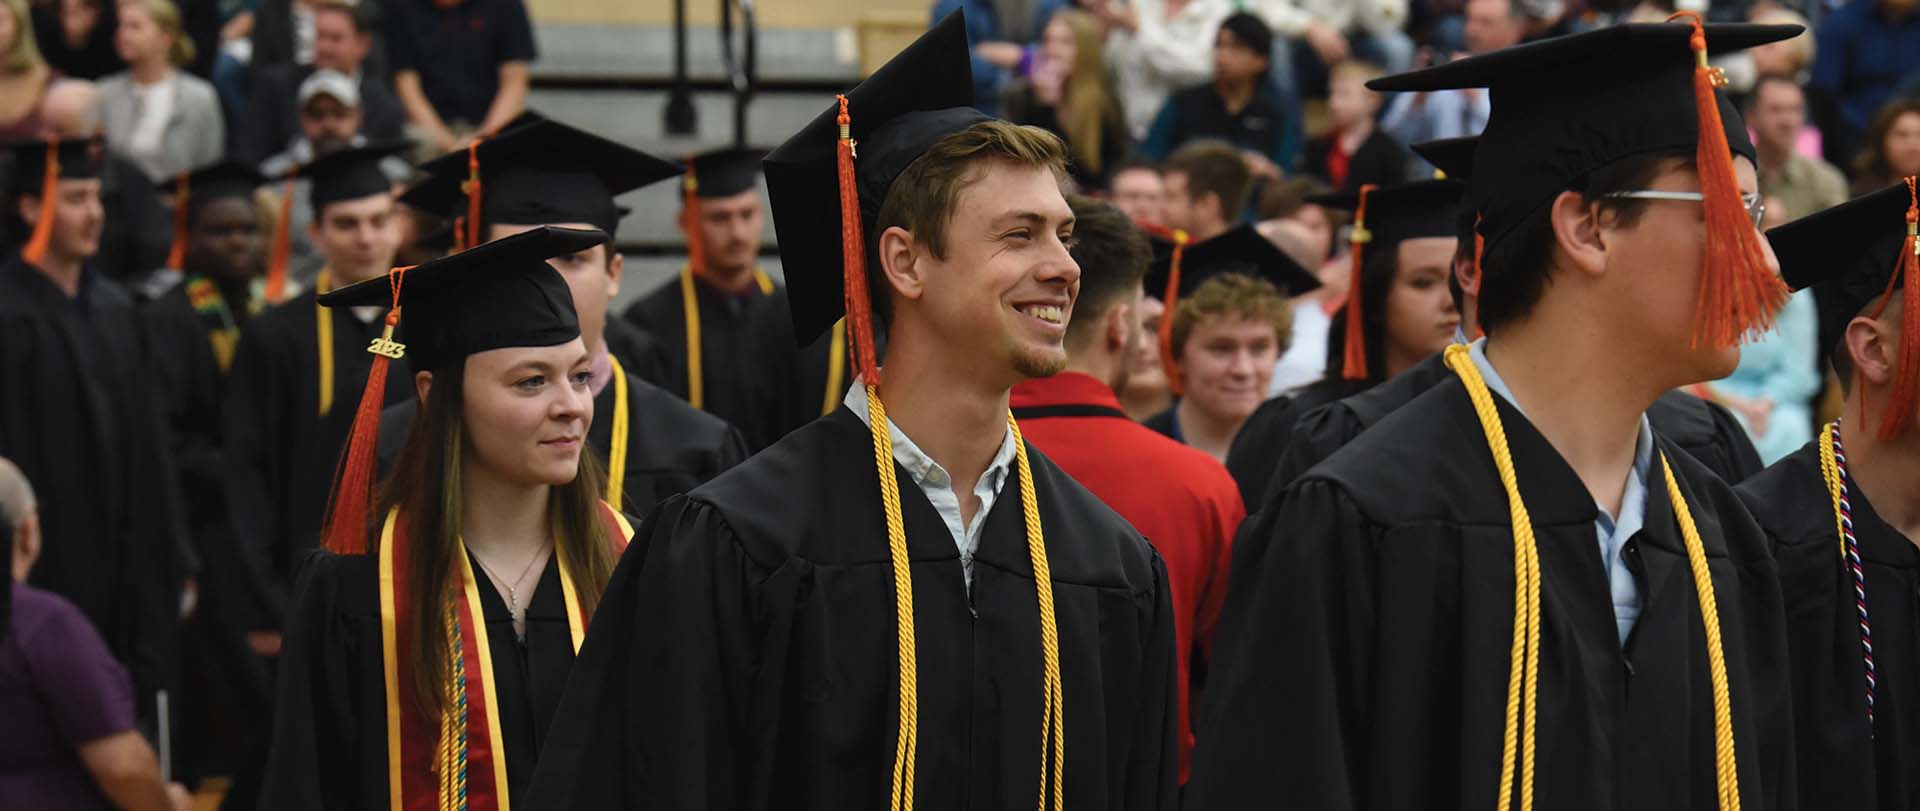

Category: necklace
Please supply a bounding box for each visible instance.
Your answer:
[469,542,549,625]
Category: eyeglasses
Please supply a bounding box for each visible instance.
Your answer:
[1599,190,1766,229]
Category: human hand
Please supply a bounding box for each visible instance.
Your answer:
[976,42,1026,70]
[1242,150,1283,181]
[167,782,193,811]
[1305,21,1350,66]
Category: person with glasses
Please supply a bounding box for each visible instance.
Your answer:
[1187,20,1801,809]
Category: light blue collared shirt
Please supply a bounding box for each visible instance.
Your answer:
[1469,339,1654,647]
[845,384,1019,592]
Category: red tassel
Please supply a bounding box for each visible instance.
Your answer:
[462,140,483,250]
[1156,233,1189,396]
[1470,212,1487,340]
[1869,177,1920,440]
[681,156,707,278]
[1672,12,1790,349]
[319,265,411,555]
[165,171,189,270]
[451,216,468,252]
[265,176,294,304]
[21,140,59,267]
[836,95,882,385]
[1340,184,1377,380]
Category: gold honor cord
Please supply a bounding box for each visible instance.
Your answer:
[315,269,334,417]
[606,355,631,509]
[871,389,1065,810]
[1443,345,1741,810]
[822,319,848,418]
[678,266,775,410]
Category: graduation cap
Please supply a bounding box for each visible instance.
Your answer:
[314,225,606,556]
[8,137,103,267]
[679,147,769,279]
[764,9,986,352]
[1412,136,1479,183]
[1143,223,1321,391]
[260,140,412,304]
[164,161,266,271]
[1766,178,1920,440]
[410,117,679,252]
[1307,179,1466,379]
[1372,17,1798,350]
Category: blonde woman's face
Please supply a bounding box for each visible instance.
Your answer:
[114,4,166,65]
[1041,19,1076,72]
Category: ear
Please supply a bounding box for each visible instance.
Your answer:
[413,370,433,405]
[605,249,624,298]
[1105,300,1133,353]
[877,225,927,306]
[1846,311,1899,387]
[1453,251,1480,297]
[12,512,40,582]
[1547,189,1606,279]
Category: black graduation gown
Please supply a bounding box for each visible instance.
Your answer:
[1223,377,1365,509]
[375,369,751,518]
[1738,441,1920,811]
[1647,389,1766,484]
[259,549,582,810]
[525,407,1180,810]
[223,289,414,632]
[601,315,671,389]
[0,253,185,698]
[1184,377,1796,811]
[622,274,848,451]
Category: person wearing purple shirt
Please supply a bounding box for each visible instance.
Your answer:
[0,457,188,811]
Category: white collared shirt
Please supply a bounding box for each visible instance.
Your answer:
[844,384,1018,592]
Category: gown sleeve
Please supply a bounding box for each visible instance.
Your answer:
[257,553,364,811]
[1126,551,1181,811]
[1702,397,1765,482]
[1185,479,1380,811]
[221,322,294,630]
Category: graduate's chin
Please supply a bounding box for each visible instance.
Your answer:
[1012,344,1068,379]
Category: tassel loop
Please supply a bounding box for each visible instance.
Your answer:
[1153,228,1190,395]
[462,140,483,250]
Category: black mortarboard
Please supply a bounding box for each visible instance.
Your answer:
[1411,136,1479,183]
[685,147,768,199]
[1310,179,1465,250]
[297,141,410,212]
[164,161,266,270]
[410,117,679,241]
[1371,19,1799,350]
[1145,223,1319,301]
[764,10,988,347]
[1766,179,1919,438]
[314,224,606,557]
[9,137,104,266]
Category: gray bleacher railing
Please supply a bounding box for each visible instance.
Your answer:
[666,0,757,147]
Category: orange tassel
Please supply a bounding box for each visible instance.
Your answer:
[681,156,707,278]
[1868,177,1920,440]
[166,171,189,270]
[319,265,411,555]
[1340,184,1377,380]
[265,175,294,304]
[21,140,59,267]
[1672,12,1790,349]
[1155,233,1189,396]
[836,95,881,384]
[462,140,483,249]
[451,216,467,252]
[1470,211,1486,340]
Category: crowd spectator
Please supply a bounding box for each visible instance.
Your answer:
[1254,176,1341,394]
[385,0,534,153]
[0,459,191,811]
[1249,0,1412,102]
[937,0,1063,116]
[1303,60,1409,191]
[1809,0,1920,169]
[1146,273,1293,461]
[1716,5,1814,95]
[1002,8,1132,190]
[1104,0,1233,138]
[1850,96,1920,196]
[0,0,57,142]
[237,0,401,165]
[99,0,223,182]
[246,0,323,71]
[31,0,123,79]
[1160,140,1252,242]
[29,78,173,292]
[1750,75,1848,221]
[1107,157,1168,225]
[1379,0,1527,161]
[1140,12,1290,185]
[1704,285,1822,466]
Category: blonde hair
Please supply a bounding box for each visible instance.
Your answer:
[1170,273,1293,359]
[119,0,195,68]
[1050,9,1117,175]
[1,0,43,75]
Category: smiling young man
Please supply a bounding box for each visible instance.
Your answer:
[528,15,1178,809]
[1186,21,1802,810]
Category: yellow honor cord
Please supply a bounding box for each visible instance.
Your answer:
[1819,423,1847,560]
[680,267,780,411]
[316,270,334,417]
[822,319,848,418]
[1444,345,1740,810]
[1009,415,1066,811]
[607,355,631,509]
[870,384,918,810]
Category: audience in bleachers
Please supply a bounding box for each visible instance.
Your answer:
[98,0,222,182]
[237,0,399,165]
[32,0,123,79]
[1849,95,1920,196]
[0,0,58,142]
[1301,60,1407,191]
[1001,8,1133,190]
[385,0,534,152]
[1379,0,1525,166]
[1810,0,1920,168]
[1140,12,1291,186]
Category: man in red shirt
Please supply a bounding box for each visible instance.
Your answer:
[1011,196,1245,784]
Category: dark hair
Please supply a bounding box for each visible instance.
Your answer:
[1323,243,1399,384]
[1108,156,1162,181]
[312,0,370,34]
[380,361,617,720]
[1855,98,1920,181]
[1476,149,1684,334]
[1747,74,1804,111]
[1257,175,1333,221]
[1063,194,1150,349]
[1165,140,1253,220]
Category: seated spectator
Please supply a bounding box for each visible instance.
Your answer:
[262,88,410,291]
[1140,12,1290,185]
[27,78,173,293]
[1102,0,1233,139]
[1749,75,1847,222]
[1851,97,1920,197]
[386,0,534,153]
[0,458,191,811]
[1122,293,1174,420]
[237,1,401,165]
[1107,157,1167,225]
[1002,8,1131,190]
[1248,0,1411,102]
[1161,139,1253,242]
[1254,175,1341,394]
[1702,286,1822,466]
[98,0,222,183]
[0,0,57,142]
[1715,6,1814,95]
[1146,272,1293,461]
[934,0,1063,116]
[31,0,122,79]
[1810,0,1920,168]
[1303,60,1408,191]
[1379,0,1525,163]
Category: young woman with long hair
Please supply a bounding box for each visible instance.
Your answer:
[1002,8,1131,190]
[259,226,633,811]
